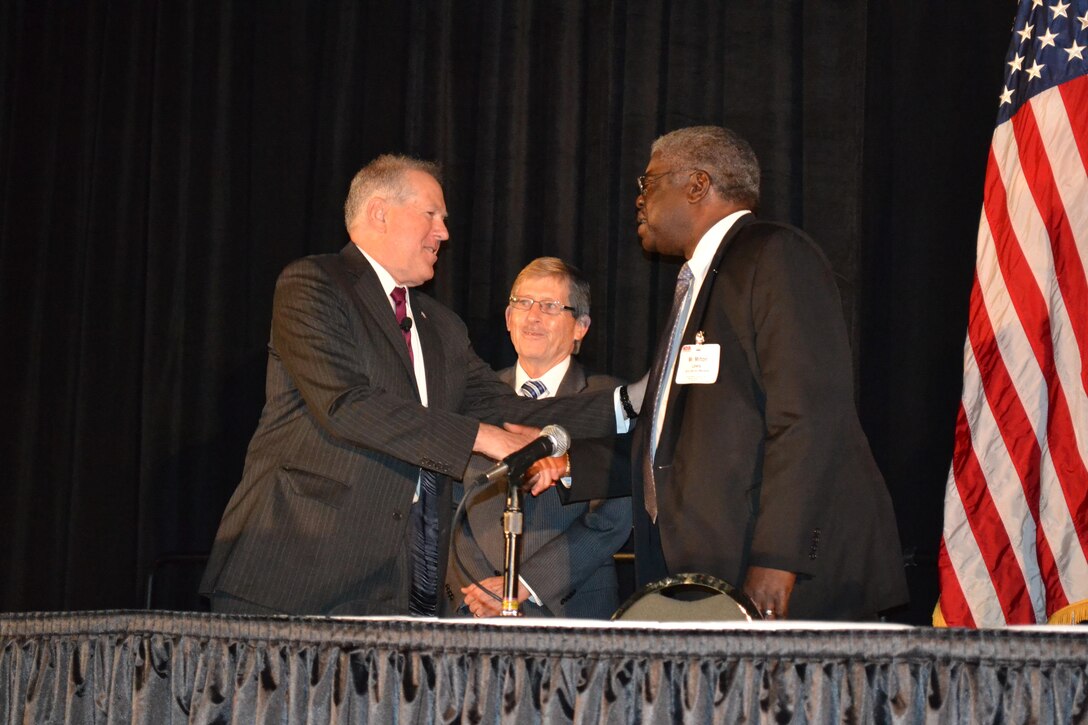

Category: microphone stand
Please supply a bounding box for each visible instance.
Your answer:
[481,425,568,617]
[500,470,524,617]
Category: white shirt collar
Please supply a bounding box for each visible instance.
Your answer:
[686,209,752,284]
[354,245,400,300]
[352,243,429,407]
[514,357,572,398]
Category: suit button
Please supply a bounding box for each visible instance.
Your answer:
[393,512,403,521]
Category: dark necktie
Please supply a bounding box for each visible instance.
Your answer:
[391,286,437,616]
[407,469,439,616]
[642,264,695,522]
[390,286,413,364]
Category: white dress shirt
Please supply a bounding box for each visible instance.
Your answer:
[356,246,429,406]
[649,209,751,452]
[356,245,430,503]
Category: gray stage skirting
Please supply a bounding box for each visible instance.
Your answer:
[1,610,1087,723]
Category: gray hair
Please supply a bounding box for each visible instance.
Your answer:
[343,154,442,230]
[651,126,760,208]
[510,257,591,319]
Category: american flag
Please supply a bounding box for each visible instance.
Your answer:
[936,0,1088,627]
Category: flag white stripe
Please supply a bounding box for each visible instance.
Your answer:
[972,213,1049,621]
[944,340,1010,625]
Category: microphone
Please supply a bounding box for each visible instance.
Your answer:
[399,317,413,332]
[480,424,570,485]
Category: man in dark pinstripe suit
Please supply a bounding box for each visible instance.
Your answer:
[200,155,620,616]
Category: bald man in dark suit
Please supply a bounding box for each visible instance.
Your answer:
[200,155,618,616]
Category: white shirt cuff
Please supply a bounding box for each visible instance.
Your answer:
[519,576,542,606]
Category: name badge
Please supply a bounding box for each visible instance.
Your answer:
[675,335,720,385]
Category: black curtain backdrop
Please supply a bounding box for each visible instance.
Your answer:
[0,2,1012,623]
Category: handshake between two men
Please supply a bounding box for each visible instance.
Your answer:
[203,131,907,622]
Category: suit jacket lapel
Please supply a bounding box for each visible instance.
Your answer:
[337,244,419,394]
[683,213,753,343]
[555,358,587,396]
[658,214,754,457]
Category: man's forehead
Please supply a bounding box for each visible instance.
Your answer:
[404,170,442,194]
[514,275,568,294]
[402,179,447,213]
[645,151,666,170]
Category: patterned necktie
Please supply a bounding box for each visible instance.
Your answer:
[407,466,439,616]
[520,379,548,399]
[642,264,695,521]
[390,286,413,364]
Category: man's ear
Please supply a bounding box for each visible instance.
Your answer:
[366,197,388,228]
[573,315,591,342]
[686,170,711,203]
[570,315,590,355]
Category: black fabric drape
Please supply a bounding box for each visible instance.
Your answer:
[0,1,1013,621]
[859,5,1014,614]
[3,612,1088,723]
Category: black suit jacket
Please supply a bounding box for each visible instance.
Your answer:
[448,360,632,618]
[200,244,617,615]
[569,216,908,620]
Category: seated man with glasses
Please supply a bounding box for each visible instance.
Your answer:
[447,257,633,618]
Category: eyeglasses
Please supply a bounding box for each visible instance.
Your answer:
[636,168,708,195]
[508,296,577,316]
[636,170,675,195]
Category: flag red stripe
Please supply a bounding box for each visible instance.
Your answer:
[1009,103,1088,570]
[1012,101,1088,386]
[937,534,976,627]
[1045,393,1088,559]
[980,147,1068,613]
[979,148,1044,487]
[981,145,1050,369]
[958,281,1041,623]
[1055,74,1088,398]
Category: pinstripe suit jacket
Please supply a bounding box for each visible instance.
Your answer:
[199,244,618,615]
[447,361,632,618]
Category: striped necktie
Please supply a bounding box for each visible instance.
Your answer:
[520,379,548,399]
